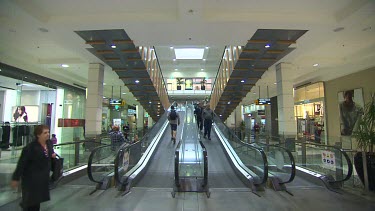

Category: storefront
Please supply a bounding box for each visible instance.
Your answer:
[294,82,326,143]
[243,104,267,132]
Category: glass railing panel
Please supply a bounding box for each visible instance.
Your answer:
[88,145,116,183]
[252,143,295,183]
[115,142,143,183]
[115,109,169,185]
[214,115,267,184]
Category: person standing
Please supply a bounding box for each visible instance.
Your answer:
[109,126,126,151]
[168,105,180,144]
[194,102,203,132]
[50,134,57,145]
[11,125,56,211]
[203,104,214,140]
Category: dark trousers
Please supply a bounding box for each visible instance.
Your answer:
[23,204,40,211]
[204,119,212,138]
[196,118,203,131]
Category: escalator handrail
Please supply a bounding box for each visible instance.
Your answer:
[87,144,114,184]
[213,114,268,185]
[271,139,353,183]
[114,103,173,185]
[252,142,296,184]
[199,140,208,186]
[53,140,107,147]
[174,141,183,187]
[114,141,142,185]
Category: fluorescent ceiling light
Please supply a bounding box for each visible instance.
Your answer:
[175,48,204,59]
[61,64,69,68]
[313,63,319,67]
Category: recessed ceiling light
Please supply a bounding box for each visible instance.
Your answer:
[238,46,242,49]
[135,80,140,83]
[220,114,222,117]
[0,69,2,71]
[173,59,176,61]
[174,69,178,71]
[122,92,126,95]
[149,101,152,104]
[103,96,106,98]
[201,68,204,71]
[203,59,206,61]
[61,64,69,68]
[205,46,209,49]
[274,82,277,84]
[170,46,174,49]
[111,45,116,49]
[313,63,319,67]
[241,80,245,83]
[103,83,106,85]
[175,48,204,59]
[265,44,271,48]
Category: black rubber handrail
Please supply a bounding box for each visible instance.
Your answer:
[87,144,114,184]
[252,142,296,184]
[53,140,105,147]
[266,138,353,183]
[213,114,268,185]
[199,140,208,186]
[114,103,173,185]
[114,141,141,184]
[174,141,183,187]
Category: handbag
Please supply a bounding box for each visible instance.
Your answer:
[51,154,64,182]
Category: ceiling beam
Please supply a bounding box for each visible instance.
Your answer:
[112,39,133,44]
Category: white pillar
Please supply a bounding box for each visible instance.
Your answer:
[136,105,144,130]
[235,105,243,126]
[276,63,297,137]
[85,63,104,137]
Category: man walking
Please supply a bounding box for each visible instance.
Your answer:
[168,105,180,144]
[203,104,214,140]
[194,102,203,132]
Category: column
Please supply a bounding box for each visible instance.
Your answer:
[85,63,104,138]
[265,104,272,133]
[276,63,297,137]
[136,105,144,130]
[235,105,243,127]
[148,116,153,128]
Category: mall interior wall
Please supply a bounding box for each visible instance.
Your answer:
[325,66,375,142]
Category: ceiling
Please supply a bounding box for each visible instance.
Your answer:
[0,0,374,116]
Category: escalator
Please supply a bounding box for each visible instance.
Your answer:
[255,137,353,192]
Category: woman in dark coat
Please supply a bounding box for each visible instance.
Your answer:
[11,125,56,211]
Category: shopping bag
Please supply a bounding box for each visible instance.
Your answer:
[51,155,64,182]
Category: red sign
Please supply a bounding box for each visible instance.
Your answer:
[58,119,85,127]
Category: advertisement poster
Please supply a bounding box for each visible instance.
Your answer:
[12,105,39,123]
[338,88,364,136]
[113,119,121,126]
[122,148,130,172]
[185,79,193,90]
[321,150,335,170]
